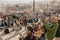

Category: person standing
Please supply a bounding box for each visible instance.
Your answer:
[13,22,17,31]
[38,16,41,23]
[46,15,58,40]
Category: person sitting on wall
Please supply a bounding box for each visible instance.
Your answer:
[4,27,10,34]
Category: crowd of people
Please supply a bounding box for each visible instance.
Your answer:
[0,14,58,40]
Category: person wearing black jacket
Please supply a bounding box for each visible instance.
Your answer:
[19,27,37,40]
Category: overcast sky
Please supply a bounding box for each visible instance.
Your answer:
[0,0,44,3]
[0,0,59,5]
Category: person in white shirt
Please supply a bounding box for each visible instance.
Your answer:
[38,16,41,23]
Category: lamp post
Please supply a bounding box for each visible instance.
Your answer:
[33,0,35,13]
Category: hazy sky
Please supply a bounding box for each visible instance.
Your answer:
[0,0,44,3]
[0,0,59,5]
